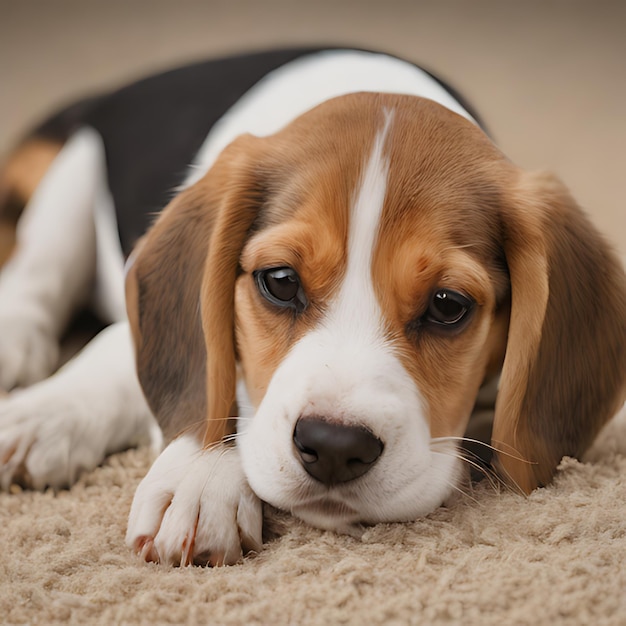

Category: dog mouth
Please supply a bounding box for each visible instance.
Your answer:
[290,495,363,534]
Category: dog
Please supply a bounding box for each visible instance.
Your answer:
[0,47,624,567]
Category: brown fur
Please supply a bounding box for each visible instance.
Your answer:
[126,134,268,443]
[0,138,63,214]
[493,172,626,492]
[236,216,346,405]
[128,93,626,497]
[372,97,513,439]
[234,103,376,402]
[0,222,16,269]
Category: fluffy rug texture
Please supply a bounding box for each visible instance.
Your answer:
[2,406,625,626]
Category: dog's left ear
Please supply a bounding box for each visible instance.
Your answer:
[492,171,626,493]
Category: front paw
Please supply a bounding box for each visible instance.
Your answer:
[0,388,105,490]
[0,316,59,390]
[126,436,262,566]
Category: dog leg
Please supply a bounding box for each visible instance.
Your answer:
[0,128,104,389]
[126,437,263,567]
[0,321,160,490]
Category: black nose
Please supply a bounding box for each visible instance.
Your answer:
[293,417,384,486]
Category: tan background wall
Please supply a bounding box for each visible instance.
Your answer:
[1,0,624,254]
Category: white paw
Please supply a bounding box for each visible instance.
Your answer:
[0,316,59,390]
[126,436,263,567]
[0,387,106,490]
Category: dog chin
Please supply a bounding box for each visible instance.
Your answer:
[290,498,365,537]
[265,473,459,535]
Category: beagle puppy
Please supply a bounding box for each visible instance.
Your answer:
[0,48,624,567]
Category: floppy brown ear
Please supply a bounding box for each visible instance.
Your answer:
[492,171,626,493]
[126,134,267,445]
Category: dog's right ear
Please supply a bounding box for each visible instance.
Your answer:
[126,134,267,444]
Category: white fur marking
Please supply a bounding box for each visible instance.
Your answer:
[332,109,393,328]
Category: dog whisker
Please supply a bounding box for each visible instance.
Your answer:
[429,439,509,493]
[433,437,535,496]
[431,467,482,507]
[486,456,527,497]
[437,449,500,491]
[448,483,481,507]
[431,436,536,465]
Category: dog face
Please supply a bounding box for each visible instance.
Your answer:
[232,97,510,528]
[127,93,626,531]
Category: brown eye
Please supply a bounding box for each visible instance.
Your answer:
[254,267,308,313]
[425,289,474,328]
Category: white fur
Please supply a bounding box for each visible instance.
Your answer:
[0,129,102,389]
[0,128,141,490]
[187,49,476,186]
[126,435,262,566]
[237,118,461,532]
[0,128,126,392]
[0,322,158,490]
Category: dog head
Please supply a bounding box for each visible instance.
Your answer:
[126,93,626,531]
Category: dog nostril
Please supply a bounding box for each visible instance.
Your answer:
[297,446,318,464]
[293,417,384,486]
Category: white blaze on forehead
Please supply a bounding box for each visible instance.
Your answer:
[329,109,394,330]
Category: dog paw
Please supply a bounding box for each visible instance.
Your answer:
[126,436,263,567]
[0,317,59,390]
[0,388,106,490]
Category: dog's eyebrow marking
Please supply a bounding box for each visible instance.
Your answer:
[328,109,393,332]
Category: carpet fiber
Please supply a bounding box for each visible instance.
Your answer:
[2,406,625,625]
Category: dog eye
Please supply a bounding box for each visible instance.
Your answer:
[254,267,308,312]
[425,289,474,328]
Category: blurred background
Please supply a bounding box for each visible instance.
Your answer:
[1,0,624,254]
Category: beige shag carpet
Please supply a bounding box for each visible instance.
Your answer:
[2,405,625,626]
